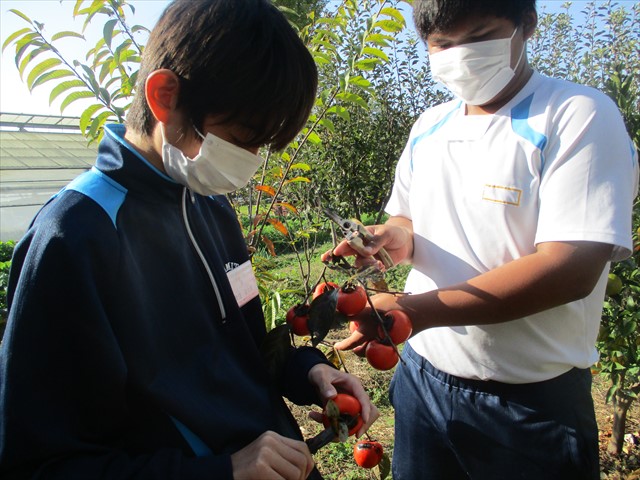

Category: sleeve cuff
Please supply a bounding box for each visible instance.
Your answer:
[282,346,333,406]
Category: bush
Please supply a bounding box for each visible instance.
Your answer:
[0,241,16,341]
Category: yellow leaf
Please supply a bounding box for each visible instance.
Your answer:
[284,176,311,184]
[252,214,264,227]
[268,218,288,236]
[255,185,276,196]
[262,235,276,257]
[275,202,298,215]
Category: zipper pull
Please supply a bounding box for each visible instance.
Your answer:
[189,189,196,204]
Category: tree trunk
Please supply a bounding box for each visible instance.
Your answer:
[607,391,633,455]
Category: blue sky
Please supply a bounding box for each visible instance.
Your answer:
[0,0,636,117]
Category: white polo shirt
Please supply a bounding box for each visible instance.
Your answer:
[386,71,639,383]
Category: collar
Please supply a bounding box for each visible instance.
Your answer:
[96,124,184,202]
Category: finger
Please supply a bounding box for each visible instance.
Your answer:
[352,343,367,357]
[271,436,314,480]
[320,249,332,262]
[353,256,384,270]
[357,403,380,438]
[331,240,364,258]
[283,438,315,480]
[335,378,378,436]
[308,364,339,401]
[333,330,368,351]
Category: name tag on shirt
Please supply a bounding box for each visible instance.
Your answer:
[226,260,259,308]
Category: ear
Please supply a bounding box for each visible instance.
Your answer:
[145,69,180,124]
[522,9,538,40]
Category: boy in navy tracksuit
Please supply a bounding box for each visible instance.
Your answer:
[0,1,378,478]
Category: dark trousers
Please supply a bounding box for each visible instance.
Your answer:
[390,343,599,479]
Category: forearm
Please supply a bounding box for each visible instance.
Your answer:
[387,241,613,331]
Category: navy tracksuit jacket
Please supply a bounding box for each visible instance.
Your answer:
[0,124,329,479]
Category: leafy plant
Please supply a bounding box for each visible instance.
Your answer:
[531,1,640,456]
[2,0,148,143]
[3,0,640,461]
[236,0,411,311]
[0,241,16,342]
[595,64,639,454]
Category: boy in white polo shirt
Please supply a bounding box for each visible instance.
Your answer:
[329,0,639,478]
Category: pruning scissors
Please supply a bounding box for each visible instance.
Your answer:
[323,207,394,270]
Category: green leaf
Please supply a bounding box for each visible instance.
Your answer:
[315,17,342,27]
[31,68,75,89]
[104,75,122,90]
[114,39,133,56]
[98,61,112,83]
[98,87,111,104]
[355,58,381,71]
[117,49,137,64]
[363,46,389,62]
[26,58,62,90]
[2,27,31,52]
[80,103,104,132]
[314,28,341,43]
[307,131,322,145]
[364,32,395,46]
[51,31,85,41]
[336,92,368,110]
[380,7,406,24]
[310,39,336,52]
[103,19,118,48]
[131,25,150,34]
[14,32,42,72]
[81,1,112,33]
[290,162,311,172]
[374,19,404,33]
[319,118,335,133]
[313,51,332,65]
[327,105,350,121]
[60,90,96,112]
[9,9,34,26]
[349,75,371,88]
[73,0,85,17]
[49,79,86,104]
[91,49,110,68]
[88,110,114,139]
[17,45,48,77]
[78,62,100,91]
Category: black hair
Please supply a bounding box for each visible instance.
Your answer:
[412,0,537,40]
[126,0,318,151]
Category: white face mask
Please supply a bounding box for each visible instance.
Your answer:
[429,27,524,106]
[161,125,263,196]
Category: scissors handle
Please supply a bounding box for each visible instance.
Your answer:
[324,207,394,269]
[348,225,394,270]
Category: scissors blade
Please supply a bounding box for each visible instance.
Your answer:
[323,207,394,269]
[306,426,336,454]
[323,207,356,237]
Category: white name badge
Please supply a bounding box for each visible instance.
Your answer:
[226,260,259,308]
